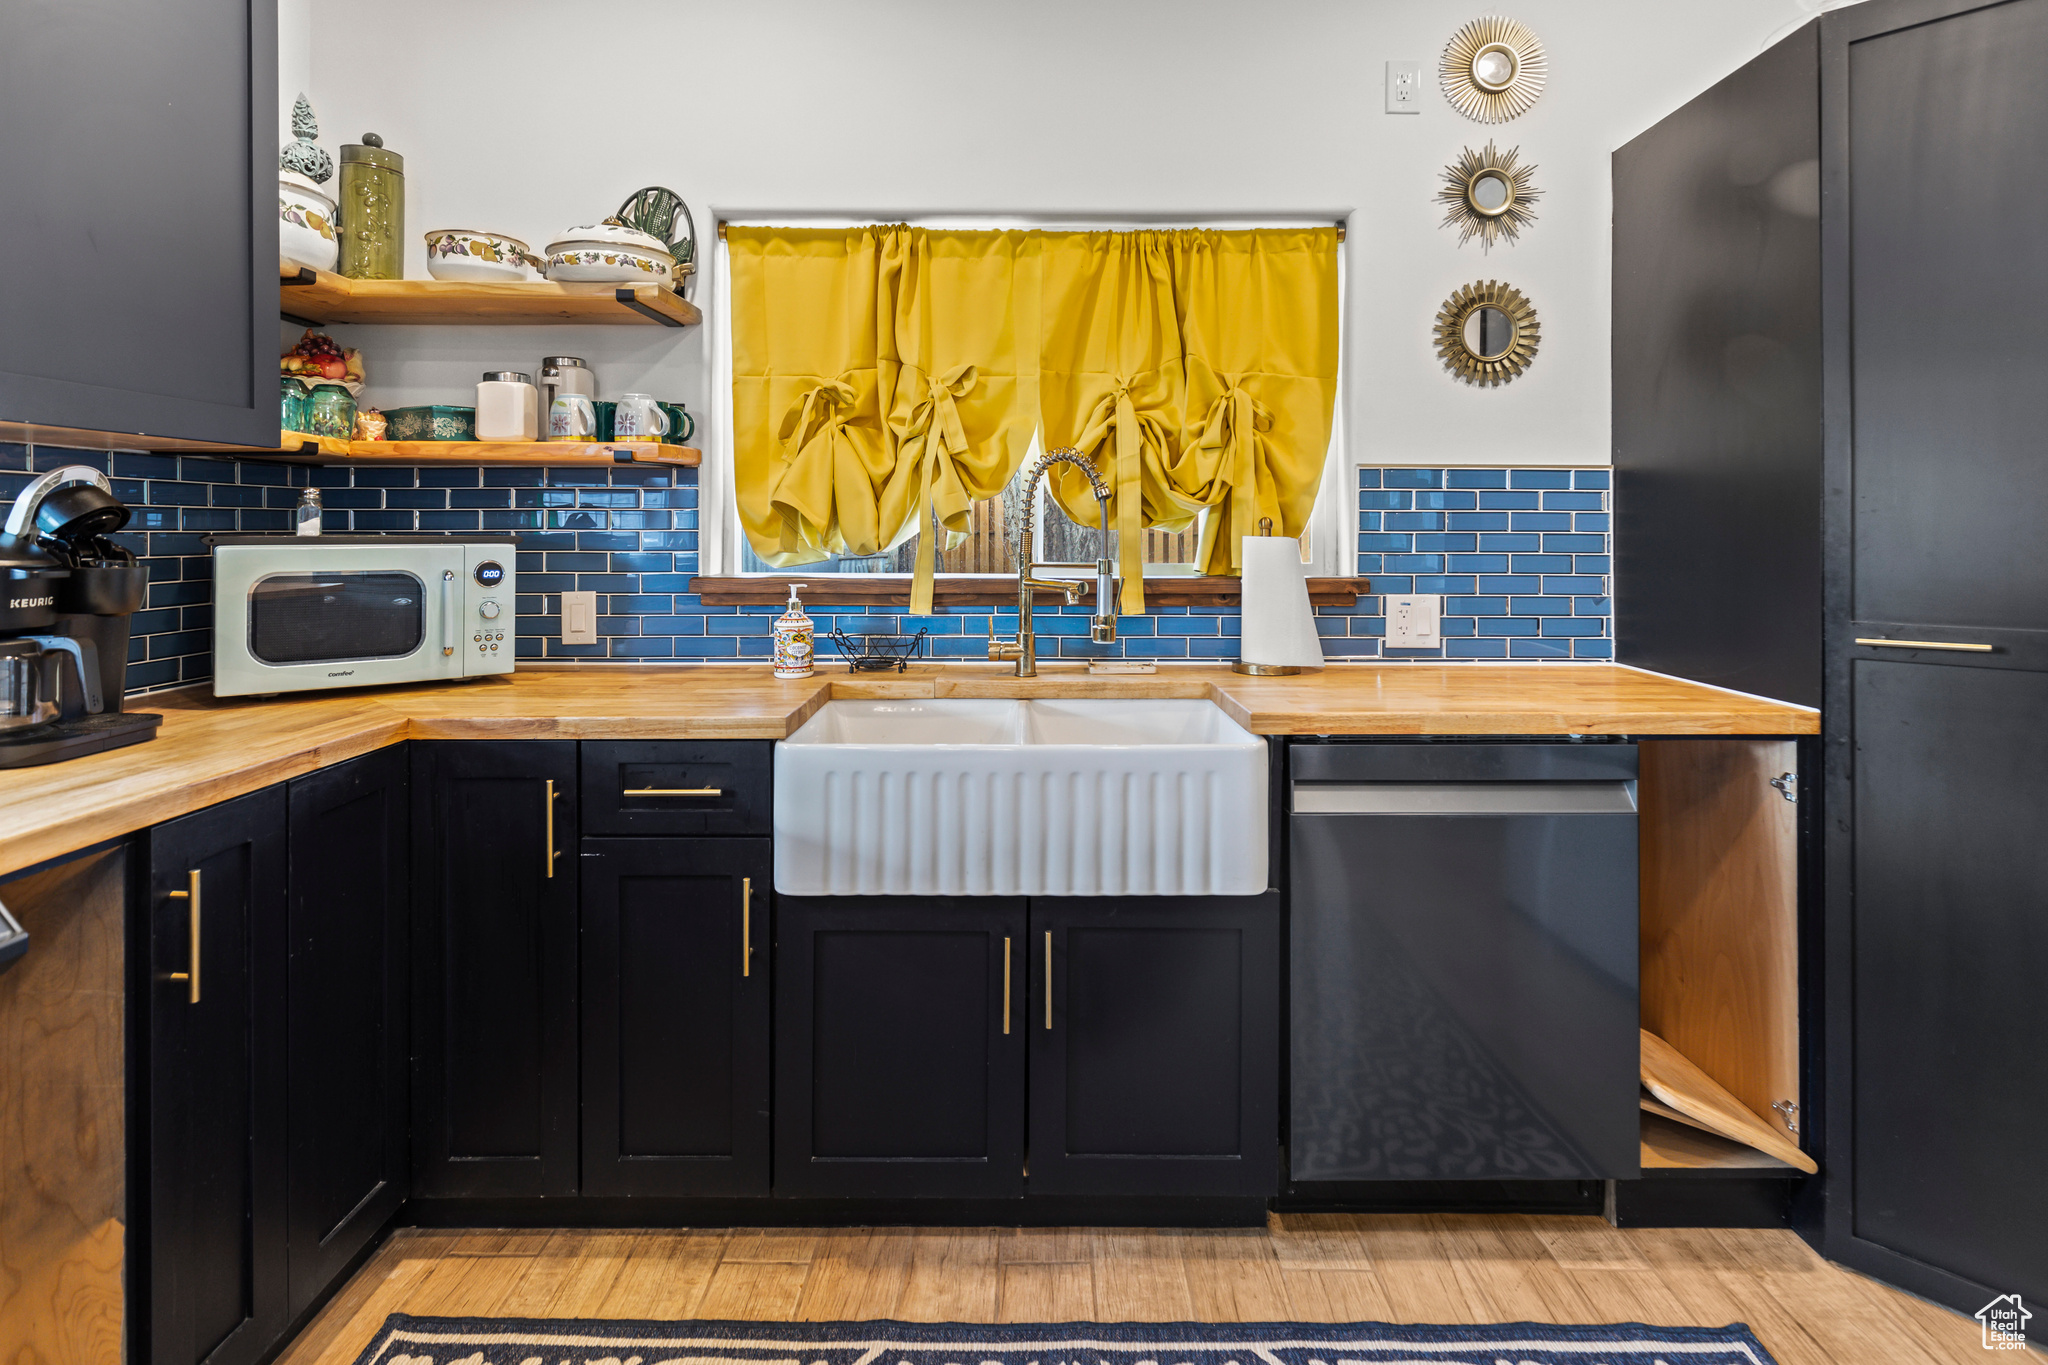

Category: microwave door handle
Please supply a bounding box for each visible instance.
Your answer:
[441,569,456,657]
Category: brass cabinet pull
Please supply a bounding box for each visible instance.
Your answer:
[624,786,724,796]
[1044,930,1053,1030]
[164,869,201,1005]
[741,877,753,977]
[1854,637,1994,653]
[1002,936,1011,1034]
[545,779,559,878]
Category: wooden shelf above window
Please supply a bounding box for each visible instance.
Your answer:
[688,574,1372,609]
[162,430,700,467]
[280,263,702,327]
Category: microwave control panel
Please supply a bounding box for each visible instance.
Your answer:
[463,549,516,674]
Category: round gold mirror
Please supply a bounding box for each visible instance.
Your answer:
[1437,142,1541,250]
[1462,306,1516,360]
[1433,281,1540,386]
[1441,16,1547,123]
[1470,42,1519,91]
[1468,170,1514,215]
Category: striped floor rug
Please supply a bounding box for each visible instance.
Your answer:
[350,1313,1780,1365]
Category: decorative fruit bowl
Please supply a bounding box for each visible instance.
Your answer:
[280,329,363,391]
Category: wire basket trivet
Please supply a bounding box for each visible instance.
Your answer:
[830,627,929,672]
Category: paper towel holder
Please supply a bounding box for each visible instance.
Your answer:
[1232,518,1319,676]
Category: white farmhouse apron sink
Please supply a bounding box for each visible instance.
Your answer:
[773,699,1268,896]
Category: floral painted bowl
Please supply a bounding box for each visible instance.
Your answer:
[423,229,542,282]
[280,172,338,273]
[542,220,676,285]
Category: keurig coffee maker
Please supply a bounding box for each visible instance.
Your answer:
[0,465,160,768]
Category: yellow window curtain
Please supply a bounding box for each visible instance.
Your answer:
[1037,231,1188,615]
[1173,227,1341,578]
[728,226,1039,614]
[1037,227,1340,613]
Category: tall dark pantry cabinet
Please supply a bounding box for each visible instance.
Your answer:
[1615,0,2047,1337]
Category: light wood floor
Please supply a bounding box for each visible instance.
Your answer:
[278,1218,2034,1365]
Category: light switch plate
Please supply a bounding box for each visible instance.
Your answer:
[561,590,599,645]
[1386,60,1423,114]
[1385,593,1442,648]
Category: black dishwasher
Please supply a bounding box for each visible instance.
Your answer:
[1288,742,1639,1182]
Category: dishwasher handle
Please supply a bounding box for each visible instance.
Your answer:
[1291,743,1637,784]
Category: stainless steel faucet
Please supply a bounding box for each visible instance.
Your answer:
[988,448,1116,676]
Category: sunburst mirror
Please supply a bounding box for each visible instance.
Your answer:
[1433,280,1540,386]
[1441,16,1547,124]
[1437,142,1541,250]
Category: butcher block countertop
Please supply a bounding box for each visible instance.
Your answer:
[0,663,1813,877]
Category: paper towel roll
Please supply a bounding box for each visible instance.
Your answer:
[1237,536,1325,670]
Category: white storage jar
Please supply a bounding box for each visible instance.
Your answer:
[476,371,540,441]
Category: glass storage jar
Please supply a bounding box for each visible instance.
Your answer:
[280,376,310,432]
[306,383,357,438]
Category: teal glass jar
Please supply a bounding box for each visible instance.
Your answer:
[280,377,310,432]
[307,383,357,438]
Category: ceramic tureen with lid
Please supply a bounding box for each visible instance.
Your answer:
[542,218,676,285]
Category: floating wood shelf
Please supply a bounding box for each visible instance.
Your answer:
[169,430,700,467]
[279,263,701,327]
[688,574,1373,609]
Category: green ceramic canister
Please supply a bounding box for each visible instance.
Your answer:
[339,133,404,279]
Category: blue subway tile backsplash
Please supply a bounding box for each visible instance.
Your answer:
[1,446,1614,688]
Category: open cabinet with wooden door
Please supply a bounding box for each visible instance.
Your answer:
[1622,738,1815,1226]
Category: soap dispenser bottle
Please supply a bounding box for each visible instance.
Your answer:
[772,582,815,679]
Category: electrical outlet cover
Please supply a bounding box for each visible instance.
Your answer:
[1385,593,1442,648]
[1386,60,1424,114]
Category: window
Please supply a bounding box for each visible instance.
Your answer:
[704,214,1349,580]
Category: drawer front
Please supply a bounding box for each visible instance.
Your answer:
[580,741,773,836]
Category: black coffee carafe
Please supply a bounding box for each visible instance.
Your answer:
[53,558,147,718]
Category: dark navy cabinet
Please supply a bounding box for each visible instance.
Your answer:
[283,747,410,1313]
[142,789,289,1365]
[774,896,1027,1198]
[579,836,771,1197]
[1028,895,1279,1197]
[1825,2,2048,1322]
[141,749,413,1365]
[1618,0,2048,1333]
[0,0,276,446]
[409,741,580,1198]
[774,892,1281,1201]
[580,741,773,837]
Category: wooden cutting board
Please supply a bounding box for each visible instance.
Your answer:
[1641,1028,1818,1173]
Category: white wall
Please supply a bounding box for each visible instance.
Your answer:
[299,0,1819,466]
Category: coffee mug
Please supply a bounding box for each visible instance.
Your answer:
[657,401,696,443]
[592,400,616,440]
[548,393,597,440]
[615,393,671,440]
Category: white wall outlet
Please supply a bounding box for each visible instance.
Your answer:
[560,590,599,645]
[1386,60,1423,114]
[1385,593,1442,648]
